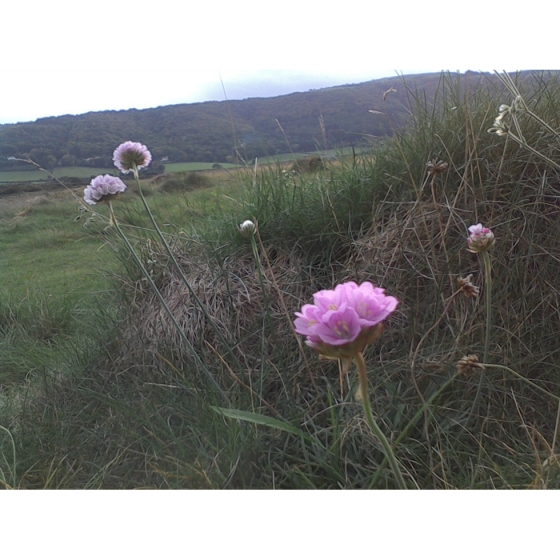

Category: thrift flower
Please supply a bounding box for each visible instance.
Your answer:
[113,141,152,174]
[84,174,127,205]
[294,281,398,359]
[294,281,406,488]
[239,220,256,238]
[467,223,495,253]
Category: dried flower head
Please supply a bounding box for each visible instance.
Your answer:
[383,87,397,101]
[467,223,495,253]
[488,101,516,136]
[84,174,127,205]
[239,220,256,238]
[426,159,448,175]
[457,274,479,297]
[113,141,152,174]
[488,114,508,136]
[294,281,398,359]
[456,354,485,378]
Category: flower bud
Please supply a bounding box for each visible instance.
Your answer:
[467,223,495,253]
[239,220,256,238]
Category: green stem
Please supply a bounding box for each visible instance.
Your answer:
[482,250,492,365]
[481,362,560,403]
[354,351,408,489]
[131,165,240,368]
[467,250,492,425]
[249,232,269,400]
[505,131,560,173]
[108,201,229,403]
[369,369,461,489]
[0,425,16,489]
[249,234,268,312]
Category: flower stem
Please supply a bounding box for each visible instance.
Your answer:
[250,233,269,312]
[131,165,240,369]
[467,250,492,424]
[108,201,229,403]
[481,362,560,403]
[368,369,461,488]
[354,351,407,489]
[482,250,492,365]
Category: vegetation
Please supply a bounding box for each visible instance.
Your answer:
[1,71,560,489]
[5,71,556,173]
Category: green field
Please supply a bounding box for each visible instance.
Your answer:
[0,150,353,183]
[0,163,240,183]
[256,146,364,164]
[2,74,560,490]
[162,162,238,173]
[0,166,115,183]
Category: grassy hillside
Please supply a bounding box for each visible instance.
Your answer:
[2,71,557,172]
[1,71,560,489]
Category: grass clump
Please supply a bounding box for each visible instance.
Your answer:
[2,71,560,489]
[156,171,214,194]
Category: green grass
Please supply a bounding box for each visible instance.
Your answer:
[256,146,363,164]
[0,167,116,183]
[0,193,119,387]
[0,152,348,183]
[163,162,238,173]
[2,72,560,489]
[0,163,241,183]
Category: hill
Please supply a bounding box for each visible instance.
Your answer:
[0,70,557,171]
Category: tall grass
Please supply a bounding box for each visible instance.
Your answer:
[2,71,560,488]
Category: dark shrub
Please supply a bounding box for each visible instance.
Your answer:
[159,172,213,193]
[290,156,325,174]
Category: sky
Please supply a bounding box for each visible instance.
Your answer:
[1,0,557,125]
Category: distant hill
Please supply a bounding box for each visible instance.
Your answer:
[0,70,557,172]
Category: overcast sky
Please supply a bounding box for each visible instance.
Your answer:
[1,0,557,125]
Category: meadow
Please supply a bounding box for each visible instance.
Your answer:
[1,72,560,489]
[0,156,312,184]
[0,166,116,183]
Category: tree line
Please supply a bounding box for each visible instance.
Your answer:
[0,71,550,171]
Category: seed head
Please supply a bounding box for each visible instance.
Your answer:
[426,159,448,176]
[456,354,485,378]
[457,274,479,298]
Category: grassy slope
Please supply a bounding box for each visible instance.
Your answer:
[0,191,118,384]
[2,73,560,489]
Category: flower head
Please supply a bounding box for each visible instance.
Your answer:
[239,220,256,238]
[84,174,127,205]
[426,159,448,176]
[113,141,152,174]
[457,274,479,298]
[467,223,495,253]
[294,281,398,358]
[456,354,485,378]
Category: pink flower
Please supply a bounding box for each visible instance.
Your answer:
[112,141,152,174]
[84,174,127,205]
[467,223,495,253]
[311,302,362,346]
[344,281,399,326]
[294,281,398,358]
